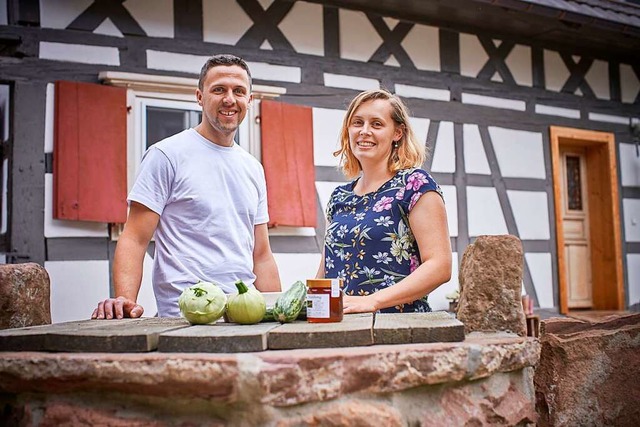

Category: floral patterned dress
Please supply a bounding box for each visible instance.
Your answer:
[324,168,443,313]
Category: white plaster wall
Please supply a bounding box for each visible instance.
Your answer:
[138,252,159,316]
[324,73,379,91]
[0,0,7,25]
[40,42,120,65]
[463,124,490,175]
[466,186,508,236]
[544,50,570,93]
[623,198,640,242]
[312,107,344,167]
[44,174,109,238]
[535,104,581,120]
[248,61,301,83]
[39,0,173,38]
[588,112,630,125]
[339,9,382,62]
[505,44,532,87]
[626,254,640,308]
[620,64,640,104]
[44,83,54,152]
[440,185,458,238]
[584,59,610,100]
[278,1,323,56]
[525,253,554,308]
[619,143,640,187]
[489,127,546,179]
[92,18,123,38]
[315,181,346,216]
[459,33,488,78]
[461,93,525,111]
[274,253,322,293]
[507,190,550,240]
[146,50,203,74]
[124,0,173,38]
[427,252,459,311]
[46,260,110,323]
[46,256,157,322]
[430,121,455,173]
[396,84,450,102]
[40,0,92,29]
[402,23,439,72]
[203,0,252,45]
[409,117,430,147]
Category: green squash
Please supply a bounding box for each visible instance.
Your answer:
[272,280,307,323]
[178,281,227,325]
[226,280,266,325]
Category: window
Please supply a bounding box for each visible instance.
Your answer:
[99,72,286,238]
[100,72,284,189]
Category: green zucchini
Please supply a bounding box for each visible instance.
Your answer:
[261,305,306,322]
[262,306,275,322]
[272,280,307,323]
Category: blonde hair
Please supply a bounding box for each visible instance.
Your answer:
[334,89,426,179]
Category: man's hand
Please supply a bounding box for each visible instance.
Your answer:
[91,296,144,320]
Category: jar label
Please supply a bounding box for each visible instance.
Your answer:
[307,293,330,318]
[331,279,340,297]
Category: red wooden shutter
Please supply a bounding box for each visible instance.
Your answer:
[53,81,127,223]
[261,99,317,227]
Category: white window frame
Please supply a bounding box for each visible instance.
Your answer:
[99,72,311,238]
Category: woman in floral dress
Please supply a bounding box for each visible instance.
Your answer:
[316,89,452,313]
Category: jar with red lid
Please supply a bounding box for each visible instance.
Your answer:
[306,279,343,323]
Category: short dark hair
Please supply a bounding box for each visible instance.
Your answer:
[198,54,252,91]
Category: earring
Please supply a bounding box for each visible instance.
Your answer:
[393,141,398,148]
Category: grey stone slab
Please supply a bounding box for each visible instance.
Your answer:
[0,318,190,352]
[158,323,280,353]
[0,319,133,351]
[374,311,465,344]
[268,313,374,350]
[45,318,190,352]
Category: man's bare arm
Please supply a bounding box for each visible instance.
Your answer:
[252,223,281,292]
[92,202,160,319]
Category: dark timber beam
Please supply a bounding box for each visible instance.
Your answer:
[67,0,146,37]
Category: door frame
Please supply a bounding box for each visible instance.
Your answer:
[550,126,624,314]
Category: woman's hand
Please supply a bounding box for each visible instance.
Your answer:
[343,294,378,314]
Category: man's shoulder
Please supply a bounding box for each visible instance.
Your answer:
[233,145,264,168]
[152,129,195,152]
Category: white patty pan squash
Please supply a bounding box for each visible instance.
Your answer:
[178,281,227,324]
[226,280,266,324]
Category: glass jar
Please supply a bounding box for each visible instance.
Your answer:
[306,279,343,323]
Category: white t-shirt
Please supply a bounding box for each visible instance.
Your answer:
[128,128,269,317]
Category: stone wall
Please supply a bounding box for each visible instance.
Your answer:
[0,334,539,426]
[535,313,640,427]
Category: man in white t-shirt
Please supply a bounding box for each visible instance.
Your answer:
[92,54,281,319]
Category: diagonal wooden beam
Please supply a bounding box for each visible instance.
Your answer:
[173,0,202,40]
[478,125,538,305]
[67,0,146,36]
[476,37,516,85]
[633,65,640,104]
[236,0,294,50]
[323,5,340,58]
[424,120,440,172]
[560,54,595,97]
[367,14,415,68]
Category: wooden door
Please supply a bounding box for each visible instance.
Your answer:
[550,126,624,315]
[560,148,592,308]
